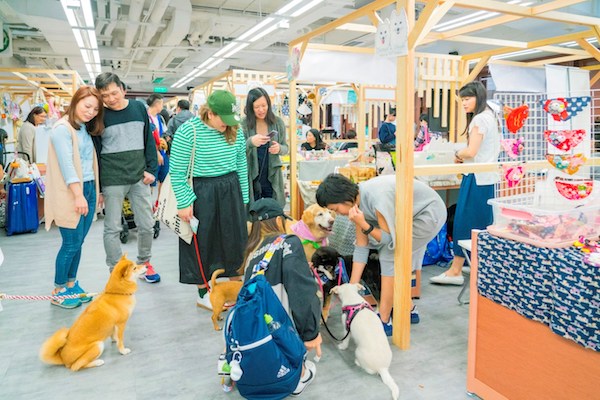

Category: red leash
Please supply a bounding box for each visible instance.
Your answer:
[193,233,211,293]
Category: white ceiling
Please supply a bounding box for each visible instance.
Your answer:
[0,0,599,95]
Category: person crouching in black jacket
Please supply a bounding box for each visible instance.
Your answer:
[240,198,322,395]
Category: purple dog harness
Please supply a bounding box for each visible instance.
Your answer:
[342,302,374,331]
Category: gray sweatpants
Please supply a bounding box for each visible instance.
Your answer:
[376,198,447,276]
[102,180,154,269]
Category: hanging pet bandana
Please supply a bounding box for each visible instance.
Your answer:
[546,153,587,175]
[506,105,529,133]
[501,137,525,159]
[544,129,586,151]
[541,97,591,121]
[555,177,593,200]
[502,164,525,188]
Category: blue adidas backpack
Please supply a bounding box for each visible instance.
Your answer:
[224,236,306,400]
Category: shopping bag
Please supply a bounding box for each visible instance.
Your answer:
[154,174,193,244]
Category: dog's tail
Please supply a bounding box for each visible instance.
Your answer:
[210,268,226,290]
[39,327,69,365]
[379,368,400,400]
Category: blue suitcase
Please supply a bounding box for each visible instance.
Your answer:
[5,181,38,236]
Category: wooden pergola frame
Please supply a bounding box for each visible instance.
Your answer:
[0,68,80,101]
[287,0,600,350]
[0,68,81,144]
[191,69,289,101]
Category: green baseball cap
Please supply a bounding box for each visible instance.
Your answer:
[207,90,241,127]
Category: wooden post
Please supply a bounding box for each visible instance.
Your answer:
[289,56,300,220]
[357,85,366,153]
[392,0,416,350]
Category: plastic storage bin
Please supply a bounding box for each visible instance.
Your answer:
[487,194,600,247]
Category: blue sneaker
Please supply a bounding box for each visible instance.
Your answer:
[411,305,420,324]
[381,317,393,337]
[141,262,161,283]
[51,287,82,309]
[71,281,93,303]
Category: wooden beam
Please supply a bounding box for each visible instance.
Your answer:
[307,43,375,54]
[531,0,586,14]
[582,64,600,71]
[463,30,594,60]
[462,56,490,85]
[577,38,600,63]
[537,46,589,56]
[450,0,600,26]
[447,35,528,48]
[408,0,454,48]
[290,0,396,46]
[526,54,591,66]
[591,71,600,86]
[48,73,70,94]
[367,10,380,27]
[421,1,590,46]
[422,15,519,45]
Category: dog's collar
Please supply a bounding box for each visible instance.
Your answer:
[291,221,328,248]
[342,302,373,331]
[302,239,322,249]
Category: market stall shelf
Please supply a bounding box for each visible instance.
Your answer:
[467,231,600,400]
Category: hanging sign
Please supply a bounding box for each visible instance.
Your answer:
[375,8,408,58]
[0,24,12,58]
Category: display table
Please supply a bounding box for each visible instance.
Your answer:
[467,231,600,400]
[297,157,354,181]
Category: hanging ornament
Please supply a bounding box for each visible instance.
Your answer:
[541,97,591,121]
[500,137,525,159]
[545,153,587,175]
[543,129,586,151]
[505,104,529,133]
[502,164,525,188]
[555,177,593,200]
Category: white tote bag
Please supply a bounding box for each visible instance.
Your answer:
[154,126,196,244]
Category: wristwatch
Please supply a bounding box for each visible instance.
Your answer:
[362,223,374,235]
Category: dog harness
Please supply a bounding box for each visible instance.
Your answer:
[342,302,374,331]
[291,220,328,249]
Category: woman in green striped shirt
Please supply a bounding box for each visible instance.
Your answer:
[170,90,249,309]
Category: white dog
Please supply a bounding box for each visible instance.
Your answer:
[331,283,399,400]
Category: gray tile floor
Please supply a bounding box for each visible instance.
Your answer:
[0,218,472,400]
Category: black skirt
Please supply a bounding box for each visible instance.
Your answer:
[179,172,248,284]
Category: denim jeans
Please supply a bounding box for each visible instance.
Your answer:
[55,181,96,287]
[102,179,154,269]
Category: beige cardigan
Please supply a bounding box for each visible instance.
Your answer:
[45,118,99,230]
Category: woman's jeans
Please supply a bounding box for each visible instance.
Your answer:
[54,181,96,288]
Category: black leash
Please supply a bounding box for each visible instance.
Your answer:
[320,313,350,342]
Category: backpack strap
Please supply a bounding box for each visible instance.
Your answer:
[251,234,287,276]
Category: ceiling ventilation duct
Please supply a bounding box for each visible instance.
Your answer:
[147,0,192,70]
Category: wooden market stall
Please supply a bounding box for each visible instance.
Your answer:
[286,0,600,364]
[0,67,80,147]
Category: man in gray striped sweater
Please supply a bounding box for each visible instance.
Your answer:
[94,72,161,283]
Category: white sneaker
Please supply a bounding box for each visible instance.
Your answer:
[196,291,212,310]
[292,360,316,396]
[429,273,464,286]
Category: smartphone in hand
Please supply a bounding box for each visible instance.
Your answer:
[190,216,199,234]
[268,130,277,141]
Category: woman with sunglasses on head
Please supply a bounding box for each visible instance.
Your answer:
[241,87,289,207]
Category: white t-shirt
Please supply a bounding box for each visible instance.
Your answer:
[466,109,500,185]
